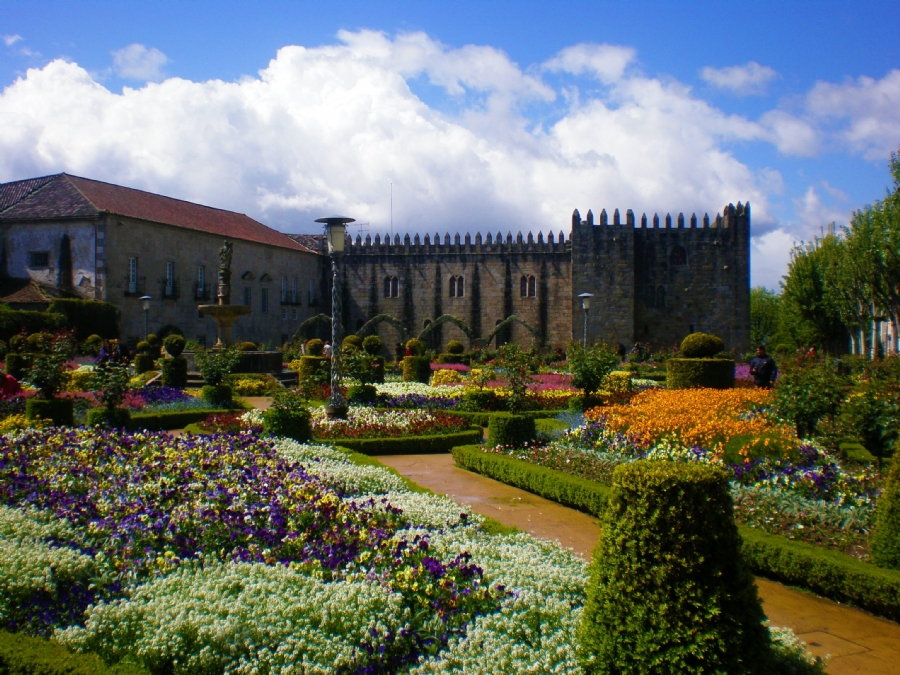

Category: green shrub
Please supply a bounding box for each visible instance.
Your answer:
[161,357,188,387]
[201,384,233,408]
[86,407,132,428]
[666,358,735,389]
[436,353,464,364]
[679,331,725,358]
[193,345,241,385]
[567,394,605,413]
[295,356,328,382]
[146,333,161,347]
[135,340,151,354]
[0,630,150,675]
[26,332,52,353]
[362,335,383,355]
[82,334,103,356]
[25,398,74,426]
[348,384,378,405]
[27,332,76,398]
[163,333,186,358]
[446,340,465,354]
[579,461,770,675]
[90,362,130,409]
[567,342,621,396]
[330,428,482,456]
[65,369,94,392]
[5,353,28,379]
[405,338,426,356]
[461,389,500,412]
[342,334,363,351]
[601,370,632,392]
[238,341,258,351]
[872,457,900,570]
[774,357,846,439]
[47,298,119,341]
[133,354,155,374]
[0,308,65,342]
[401,356,431,383]
[487,413,536,447]
[305,338,325,356]
[263,392,312,442]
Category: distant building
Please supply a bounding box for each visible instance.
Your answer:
[0,174,319,347]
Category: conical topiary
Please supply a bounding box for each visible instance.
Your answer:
[579,460,772,675]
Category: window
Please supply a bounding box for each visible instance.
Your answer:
[291,277,298,303]
[670,245,687,266]
[128,257,138,294]
[292,308,298,320]
[449,275,464,298]
[165,262,175,297]
[261,288,269,314]
[520,275,536,297]
[197,265,205,299]
[383,275,399,298]
[281,276,288,303]
[28,251,49,268]
[281,306,287,320]
[244,286,252,308]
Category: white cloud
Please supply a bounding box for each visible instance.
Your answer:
[111,44,168,81]
[2,34,22,47]
[759,109,819,156]
[701,61,779,96]
[752,229,797,290]
[805,69,900,160]
[543,43,636,83]
[0,31,786,249]
[792,185,851,239]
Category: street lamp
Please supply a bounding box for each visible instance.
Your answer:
[578,293,594,347]
[139,296,152,338]
[315,215,355,419]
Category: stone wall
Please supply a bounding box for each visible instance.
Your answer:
[2,220,98,297]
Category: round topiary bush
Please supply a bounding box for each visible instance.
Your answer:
[305,339,325,356]
[136,340,152,355]
[26,332,52,353]
[405,339,426,356]
[578,460,771,674]
[146,334,162,358]
[201,384,233,408]
[362,335,383,356]
[82,334,103,356]
[86,407,131,428]
[133,354,155,374]
[238,341,258,351]
[679,332,725,358]
[487,413,536,447]
[446,340,465,355]
[163,333,186,358]
[347,384,378,405]
[872,457,900,570]
[342,334,363,351]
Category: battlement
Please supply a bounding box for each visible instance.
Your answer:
[341,228,572,255]
[571,202,750,230]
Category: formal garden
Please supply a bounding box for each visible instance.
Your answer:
[3,294,900,673]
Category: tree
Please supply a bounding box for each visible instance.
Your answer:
[567,342,621,397]
[749,287,782,348]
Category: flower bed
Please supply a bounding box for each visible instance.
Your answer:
[310,406,470,440]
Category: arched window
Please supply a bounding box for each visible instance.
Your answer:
[670,246,687,266]
[383,275,399,297]
[449,275,464,298]
[520,275,536,297]
[656,285,666,308]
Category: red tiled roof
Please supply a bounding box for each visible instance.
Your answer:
[0,279,52,305]
[0,174,316,254]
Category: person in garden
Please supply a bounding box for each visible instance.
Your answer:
[323,341,332,357]
[749,345,777,388]
[97,339,112,364]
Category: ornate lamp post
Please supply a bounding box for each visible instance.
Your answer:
[316,215,355,419]
[140,295,152,338]
[578,293,594,348]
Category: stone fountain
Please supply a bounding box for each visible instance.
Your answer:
[198,241,250,347]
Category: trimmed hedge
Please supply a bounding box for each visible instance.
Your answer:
[327,427,482,456]
[47,299,120,341]
[452,444,900,622]
[871,454,900,570]
[25,398,74,426]
[452,445,611,515]
[160,357,188,388]
[201,384,232,408]
[295,356,327,381]
[487,413,535,447]
[0,630,149,675]
[0,309,64,342]
[401,356,431,383]
[666,358,735,389]
[86,407,131,428]
[348,384,378,405]
[127,408,231,431]
[679,331,725,358]
[133,354,155,374]
[262,403,312,443]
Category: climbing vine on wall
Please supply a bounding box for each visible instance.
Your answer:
[469,263,482,340]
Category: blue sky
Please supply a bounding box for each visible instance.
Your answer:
[2,1,899,289]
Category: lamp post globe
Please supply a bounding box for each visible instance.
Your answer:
[315,216,355,419]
